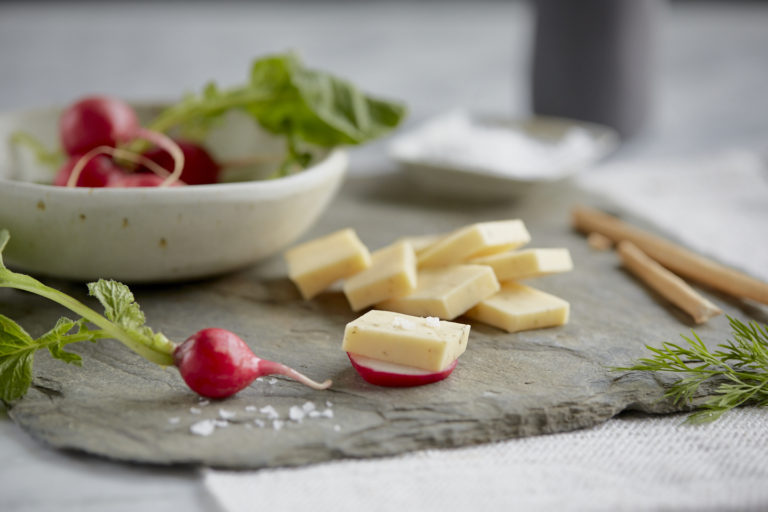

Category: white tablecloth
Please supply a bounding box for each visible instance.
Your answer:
[204,151,768,511]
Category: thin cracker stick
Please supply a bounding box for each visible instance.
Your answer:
[572,205,768,305]
[617,240,722,324]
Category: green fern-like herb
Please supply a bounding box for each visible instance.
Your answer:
[616,316,768,424]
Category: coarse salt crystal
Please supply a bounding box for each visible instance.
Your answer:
[214,420,229,428]
[168,417,180,425]
[189,407,202,414]
[326,401,333,407]
[425,316,440,328]
[267,378,278,385]
[302,401,316,413]
[219,409,236,420]
[244,405,257,412]
[190,419,216,437]
[254,419,266,428]
[333,425,341,432]
[309,410,321,418]
[260,405,279,419]
[321,409,334,418]
[289,406,305,422]
[273,420,285,431]
[392,316,414,330]
[198,399,210,406]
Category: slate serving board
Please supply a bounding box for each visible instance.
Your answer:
[4,174,766,469]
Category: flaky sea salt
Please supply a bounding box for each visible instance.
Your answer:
[273,420,285,431]
[190,419,216,437]
[214,420,229,428]
[244,405,257,412]
[254,419,266,428]
[302,401,316,413]
[425,316,440,328]
[289,406,305,422]
[189,407,202,415]
[219,409,236,420]
[260,405,279,419]
[326,401,333,408]
[198,399,210,406]
[168,417,180,425]
[390,110,600,179]
[393,316,415,330]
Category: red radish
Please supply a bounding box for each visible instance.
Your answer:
[60,96,139,156]
[58,95,184,187]
[347,353,458,387]
[174,328,332,399]
[141,140,220,185]
[53,155,123,187]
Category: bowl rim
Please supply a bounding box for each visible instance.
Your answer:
[0,100,349,201]
[1,148,349,201]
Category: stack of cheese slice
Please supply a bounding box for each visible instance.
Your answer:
[284,219,573,333]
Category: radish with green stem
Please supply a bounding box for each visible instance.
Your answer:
[59,96,185,187]
[0,230,330,403]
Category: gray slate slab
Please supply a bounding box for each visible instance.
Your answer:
[5,174,765,468]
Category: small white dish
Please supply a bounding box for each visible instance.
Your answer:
[0,104,347,282]
[390,111,618,200]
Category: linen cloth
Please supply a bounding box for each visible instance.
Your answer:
[205,150,768,511]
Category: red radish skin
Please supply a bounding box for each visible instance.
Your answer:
[347,353,458,387]
[53,155,124,187]
[59,95,185,187]
[60,96,140,156]
[141,140,220,185]
[174,328,331,399]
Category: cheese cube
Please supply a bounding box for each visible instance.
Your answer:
[418,220,530,268]
[284,228,371,299]
[471,248,573,282]
[378,264,500,320]
[343,241,417,311]
[342,310,470,372]
[394,233,444,256]
[466,283,569,333]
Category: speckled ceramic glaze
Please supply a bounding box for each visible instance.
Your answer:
[0,105,348,282]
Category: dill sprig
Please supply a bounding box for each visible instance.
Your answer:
[616,316,768,423]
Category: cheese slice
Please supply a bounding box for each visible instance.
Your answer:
[418,220,530,268]
[471,248,573,282]
[284,228,371,299]
[342,310,470,372]
[466,282,569,333]
[343,241,417,311]
[378,264,500,320]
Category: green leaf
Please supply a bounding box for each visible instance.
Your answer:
[87,279,146,331]
[86,279,175,363]
[39,318,85,366]
[8,131,65,169]
[0,315,36,402]
[147,52,406,172]
[0,228,9,270]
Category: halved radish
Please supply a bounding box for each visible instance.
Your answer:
[347,353,457,387]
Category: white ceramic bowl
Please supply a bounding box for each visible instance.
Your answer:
[0,104,347,282]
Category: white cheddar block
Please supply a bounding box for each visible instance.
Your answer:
[343,241,417,311]
[284,228,371,299]
[471,248,573,281]
[418,220,530,268]
[342,310,470,372]
[378,264,500,320]
[466,283,569,333]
